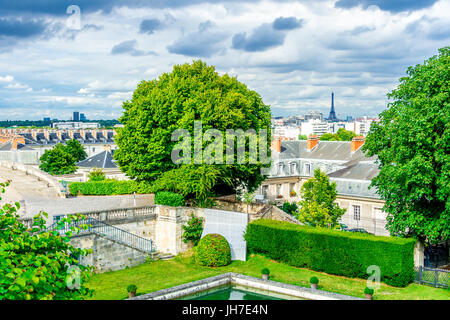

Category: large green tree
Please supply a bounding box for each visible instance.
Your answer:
[39,143,77,175]
[0,181,94,300]
[65,139,87,162]
[363,47,449,244]
[296,168,346,228]
[114,60,272,198]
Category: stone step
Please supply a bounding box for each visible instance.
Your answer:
[158,254,175,260]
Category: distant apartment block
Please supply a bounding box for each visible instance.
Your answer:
[53,122,100,129]
[73,111,80,121]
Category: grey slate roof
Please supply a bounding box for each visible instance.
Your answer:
[328,162,380,181]
[279,140,377,162]
[76,150,117,169]
[0,141,34,151]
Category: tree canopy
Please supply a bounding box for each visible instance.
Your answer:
[65,139,87,162]
[295,168,346,228]
[320,128,357,141]
[39,143,77,175]
[363,46,450,244]
[114,60,272,200]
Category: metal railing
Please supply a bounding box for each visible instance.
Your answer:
[46,217,156,254]
[414,266,450,288]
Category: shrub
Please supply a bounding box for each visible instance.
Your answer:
[127,284,137,293]
[68,180,153,196]
[195,234,231,267]
[244,219,416,287]
[182,214,204,246]
[310,276,319,284]
[88,168,105,182]
[261,268,270,275]
[155,191,185,207]
[364,287,374,295]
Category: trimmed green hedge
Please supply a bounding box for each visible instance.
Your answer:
[154,191,185,207]
[195,234,231,267]
[68,180,153,196]
[244,219,416,287]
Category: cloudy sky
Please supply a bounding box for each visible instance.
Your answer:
[0,0,449,120]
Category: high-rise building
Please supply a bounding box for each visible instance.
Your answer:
[43,117,51,123]
[73,111,80,121]
[327,92,338,122]
[80,113,86,121]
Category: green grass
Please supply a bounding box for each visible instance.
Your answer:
[86,253,450,300]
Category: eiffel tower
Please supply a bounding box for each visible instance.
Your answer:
[328,92,338,121]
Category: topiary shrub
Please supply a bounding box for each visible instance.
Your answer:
[261,268,270,275]
[155,191,185,207]
[310,276,319,284]
[195,234,231,267]
[364,287,374,295]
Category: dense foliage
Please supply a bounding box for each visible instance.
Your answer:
[65,139,87,162]
[39,143,77,175]
[296,168,346,228]
[88,168,105,182]
[319,128,357,141]
[0,181,94,300]
[245,219,416,287]
[154,191,185,207]
[281,201,298,215]
[182,214,204,246]
[114,60,272,200]
[68,180,152,196]
[195,233,231,267]
[363,47,450,244]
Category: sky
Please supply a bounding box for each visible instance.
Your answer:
[0,0,449,120]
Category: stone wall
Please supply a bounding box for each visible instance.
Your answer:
[70,233,150,272]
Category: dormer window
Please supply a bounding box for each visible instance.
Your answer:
[277,163,284,175]
[304,163,311,176]
[289,162,297,175]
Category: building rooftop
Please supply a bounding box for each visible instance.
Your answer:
[76,150,118,169]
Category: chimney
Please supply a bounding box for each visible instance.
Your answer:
[44,130,50,141]
[271,139,281,153]
[307,135,319,151]
[104,145,111,152]
[56,130,62,141]
[31,130,37,141]
[102,130,109,140]
[12,136,25,150]
[80,130,86,140]
[91,130,98,140]
[351,136,365,152]
[68,130,74,139]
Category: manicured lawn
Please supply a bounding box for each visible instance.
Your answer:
[86,252,450,300]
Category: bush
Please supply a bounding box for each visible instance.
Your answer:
[195,234,231,267]
[182,214,204,246]
[364,287,374,295]
[261,268,270,275]
[154,191,185,207]
[310,276,319,284]
[244,219,416,287]
[127,284,137,293]
[88,168,105,182]
[68,180,153,196]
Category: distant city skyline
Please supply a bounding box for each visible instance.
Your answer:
[0,0,449,120]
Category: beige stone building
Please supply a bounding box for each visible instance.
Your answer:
[256,135,390,236]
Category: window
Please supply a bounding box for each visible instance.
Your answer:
[353,205,361,221]
[276,184,282,196]
[277,163,284,175]
[290,162,297,174]
[304,163,311,176]
[262,185,268,197]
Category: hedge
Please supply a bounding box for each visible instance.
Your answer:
[68,180,153,196]
[154,191,185,207]
[244,219,416,287]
